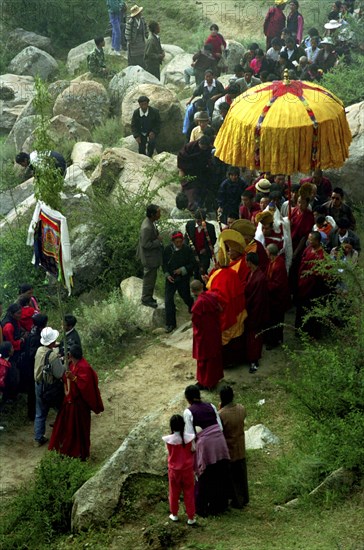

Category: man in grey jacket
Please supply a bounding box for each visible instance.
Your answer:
[137,204,163,307]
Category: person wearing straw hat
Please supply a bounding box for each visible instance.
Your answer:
[316,37,338,72]
[33,327,64,447]
[125,4,148,67]
[263,0,287,50]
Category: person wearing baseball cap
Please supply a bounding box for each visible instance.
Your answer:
[162,231,195,333]
[125,4,148,68]
[33,327,65,447]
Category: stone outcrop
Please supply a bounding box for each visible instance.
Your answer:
[226,40,245,73]
[71,142,103,170]
[53,80,110,129]
[121,84,184,152]
[7,28,54,55]
[0,74,35,105]
[325,101,364,201]
[109,66,159,114]
[120,277,165,329]
[6,115,38,151]
[0,178,34,217]
[8,46,58,80]
[161,53,193,88]
[71,395,185,531]
[0,74,36,133]
[162,44,185,64]
[70,223,106,295]
[245,424,280,450]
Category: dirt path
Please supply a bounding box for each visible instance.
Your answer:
[0,309,293,497]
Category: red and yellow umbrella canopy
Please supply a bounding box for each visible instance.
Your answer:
[214,76,352,175]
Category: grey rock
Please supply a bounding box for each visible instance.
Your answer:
[0,103,24,131]
[13,97,36,125]
[120,276,165,329]
[48,114,92,142]
[71,142,103,170]
[7,28,53,55]
[226,40,245,73]
[8,46,58,80]
[0,178,34,216]
[48,80,71,101]
[64,165,92,193]
[161,53,194,88]
[6,115,38,151]
[121,84,184,153]
[109,66,159,115]
[162,44,185,65]
[119,134,139,153]
[245,424,280,450]
[71,394,185,531]
[0,74,35,105]
[53,80,110,130]
[70,224,105,294]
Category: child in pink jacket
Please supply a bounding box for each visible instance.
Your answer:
[162,414,196,525]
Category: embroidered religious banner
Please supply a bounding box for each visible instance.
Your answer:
[27,202,73,294]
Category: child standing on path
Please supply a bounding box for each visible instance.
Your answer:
[162,414,196,525]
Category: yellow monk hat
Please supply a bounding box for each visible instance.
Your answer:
[230,219,256,240]
[255,211,274,225]
[275,0,287,5]
[218,229,246,265]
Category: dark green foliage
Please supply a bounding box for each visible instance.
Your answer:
[0,452,91,549]
[321,54,364,106]
[1,0,108,50]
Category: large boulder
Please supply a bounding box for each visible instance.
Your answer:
[90,147,179,212]
[53,81,110,129]
[0,178,34,217]
[64,165,92,194]
[109,66,159,114]
[120,134,139,153]
[121,84,184,153]
[161,53,193,87]
[8,46,58,80]
[226,40,245,73]
[71,395,184,531]
[162,44,185,64]
[70,223,106,295]
[67,37,112,75]
[21,115,93,152]
[48,80,71,101]
[6,115,38,151]
[120,277,165,329]
[0,74,35,104]
[7,28,54,55]
[71,141,103,170]
[325,101,364,200]
[0,103,25,131]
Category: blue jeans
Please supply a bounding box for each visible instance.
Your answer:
[109,11,121,52]
[34,381,50,441]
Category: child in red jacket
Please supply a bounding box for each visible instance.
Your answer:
[162,414,196,525]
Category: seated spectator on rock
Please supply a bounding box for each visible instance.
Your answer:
[190,111,211,142]
[316,37,337,72]
[300,62,323,82]
[266,37,283,62]
[16,151,67,178]
[240,43,260,68]
[170,192,190,219]
[18,294,35,334]
[186,70,225,117]
[305,35,321,63]
[250,49,273,76]
[239,190,260,223]
[322,187,356,229]
[300,169,332,203]
[217,166,248,224]
[235,67,261,93]
[183,98,207,142]
[296,55,309,76]
[327,218,361,254]
[211,101,230,133]
[302,27,321,49]
[87,36,114,78]
[185,43,217,87]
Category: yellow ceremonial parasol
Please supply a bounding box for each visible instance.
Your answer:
[214,71,352,175]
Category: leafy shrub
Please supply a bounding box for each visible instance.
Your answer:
[91,118,123,148]
[75,290,140,361]
[321,54,364,106]
[0,452,91,549]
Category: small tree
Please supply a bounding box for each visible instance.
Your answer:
[32,77,64,212]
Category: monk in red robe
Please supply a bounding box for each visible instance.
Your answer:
[289,195,315,297]
[266,244,291,349]
[191,280,224,390]
[230,219,269,274]
[295,231,328,338]
[244,252,269,373]
[49,344,104,460]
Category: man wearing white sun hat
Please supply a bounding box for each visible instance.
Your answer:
[33,327,65,447]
